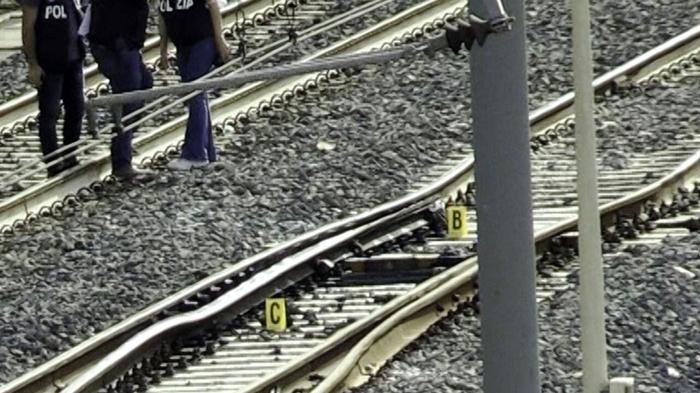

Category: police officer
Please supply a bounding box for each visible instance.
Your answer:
[157,0,230,171]
[19,0,84,177]
[87,0,153,179]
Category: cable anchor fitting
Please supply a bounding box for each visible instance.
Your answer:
[444,0,515,53]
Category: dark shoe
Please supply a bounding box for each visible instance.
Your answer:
[112,165,155,182]
[47,164,63,178]
[62,157,79,172]
[46,157,80,178]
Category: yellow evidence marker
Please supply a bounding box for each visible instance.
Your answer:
[265,298,287,332]
[446,200,469,239]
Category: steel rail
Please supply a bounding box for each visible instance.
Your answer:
[65,28,700,386]
[61,201,431,393]
[36,22,700,188]
[0,0,463,230]
[54,155,471,393]
[529,24,700,125]
[6,15,700,392]
[0,158,471,393]
[0,0,398,190]
[537,149,700,242]
[69,23,700,393]
[230,26,700,393]
[0,3,463,391]
[242,255,479,393]
[311,259,479,393]
[312,147,700,393]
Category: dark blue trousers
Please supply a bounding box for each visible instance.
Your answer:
[176,37,217,162]
[38,60,84,172]
[91,45,153,171]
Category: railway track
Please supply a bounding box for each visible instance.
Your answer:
[0,0,461,232]
[350,198,700,392]
[0,0,280,198]
[124,39,700,393]
[0,0,466,388]
[2,9,699,392]
[0,0,300,105]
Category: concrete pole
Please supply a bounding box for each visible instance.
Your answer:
[469,1,541,392]
[571,0,609,392]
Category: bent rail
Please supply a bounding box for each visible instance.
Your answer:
[6,19,700,393]
[58,157,473,393]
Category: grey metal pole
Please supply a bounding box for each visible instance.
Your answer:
[571,0,609,391]
[469,0,541,392]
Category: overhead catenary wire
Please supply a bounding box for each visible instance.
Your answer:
[0,0,428,191]
[0,0,412,190]
[85,36,449,115]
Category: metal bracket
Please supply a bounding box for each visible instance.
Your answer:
[444,0,514,53]
[480,0,515,32]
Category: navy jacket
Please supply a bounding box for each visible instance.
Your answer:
[88,0,149,50]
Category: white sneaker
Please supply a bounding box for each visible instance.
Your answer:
[167,158,209,171]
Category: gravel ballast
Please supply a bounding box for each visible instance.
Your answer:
[0,53,28,103]
[2,0,700,386]
[543,81,700,173]
[353,233,700,392]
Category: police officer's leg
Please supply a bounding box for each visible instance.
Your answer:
[177,38,217,163]
[60,60,85,168]
[112,49,148,172]
[93,47,146,172]
[91,46,130,172]
[37,72,64,176]
[139,53,154,90]
[205,103,216,162]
